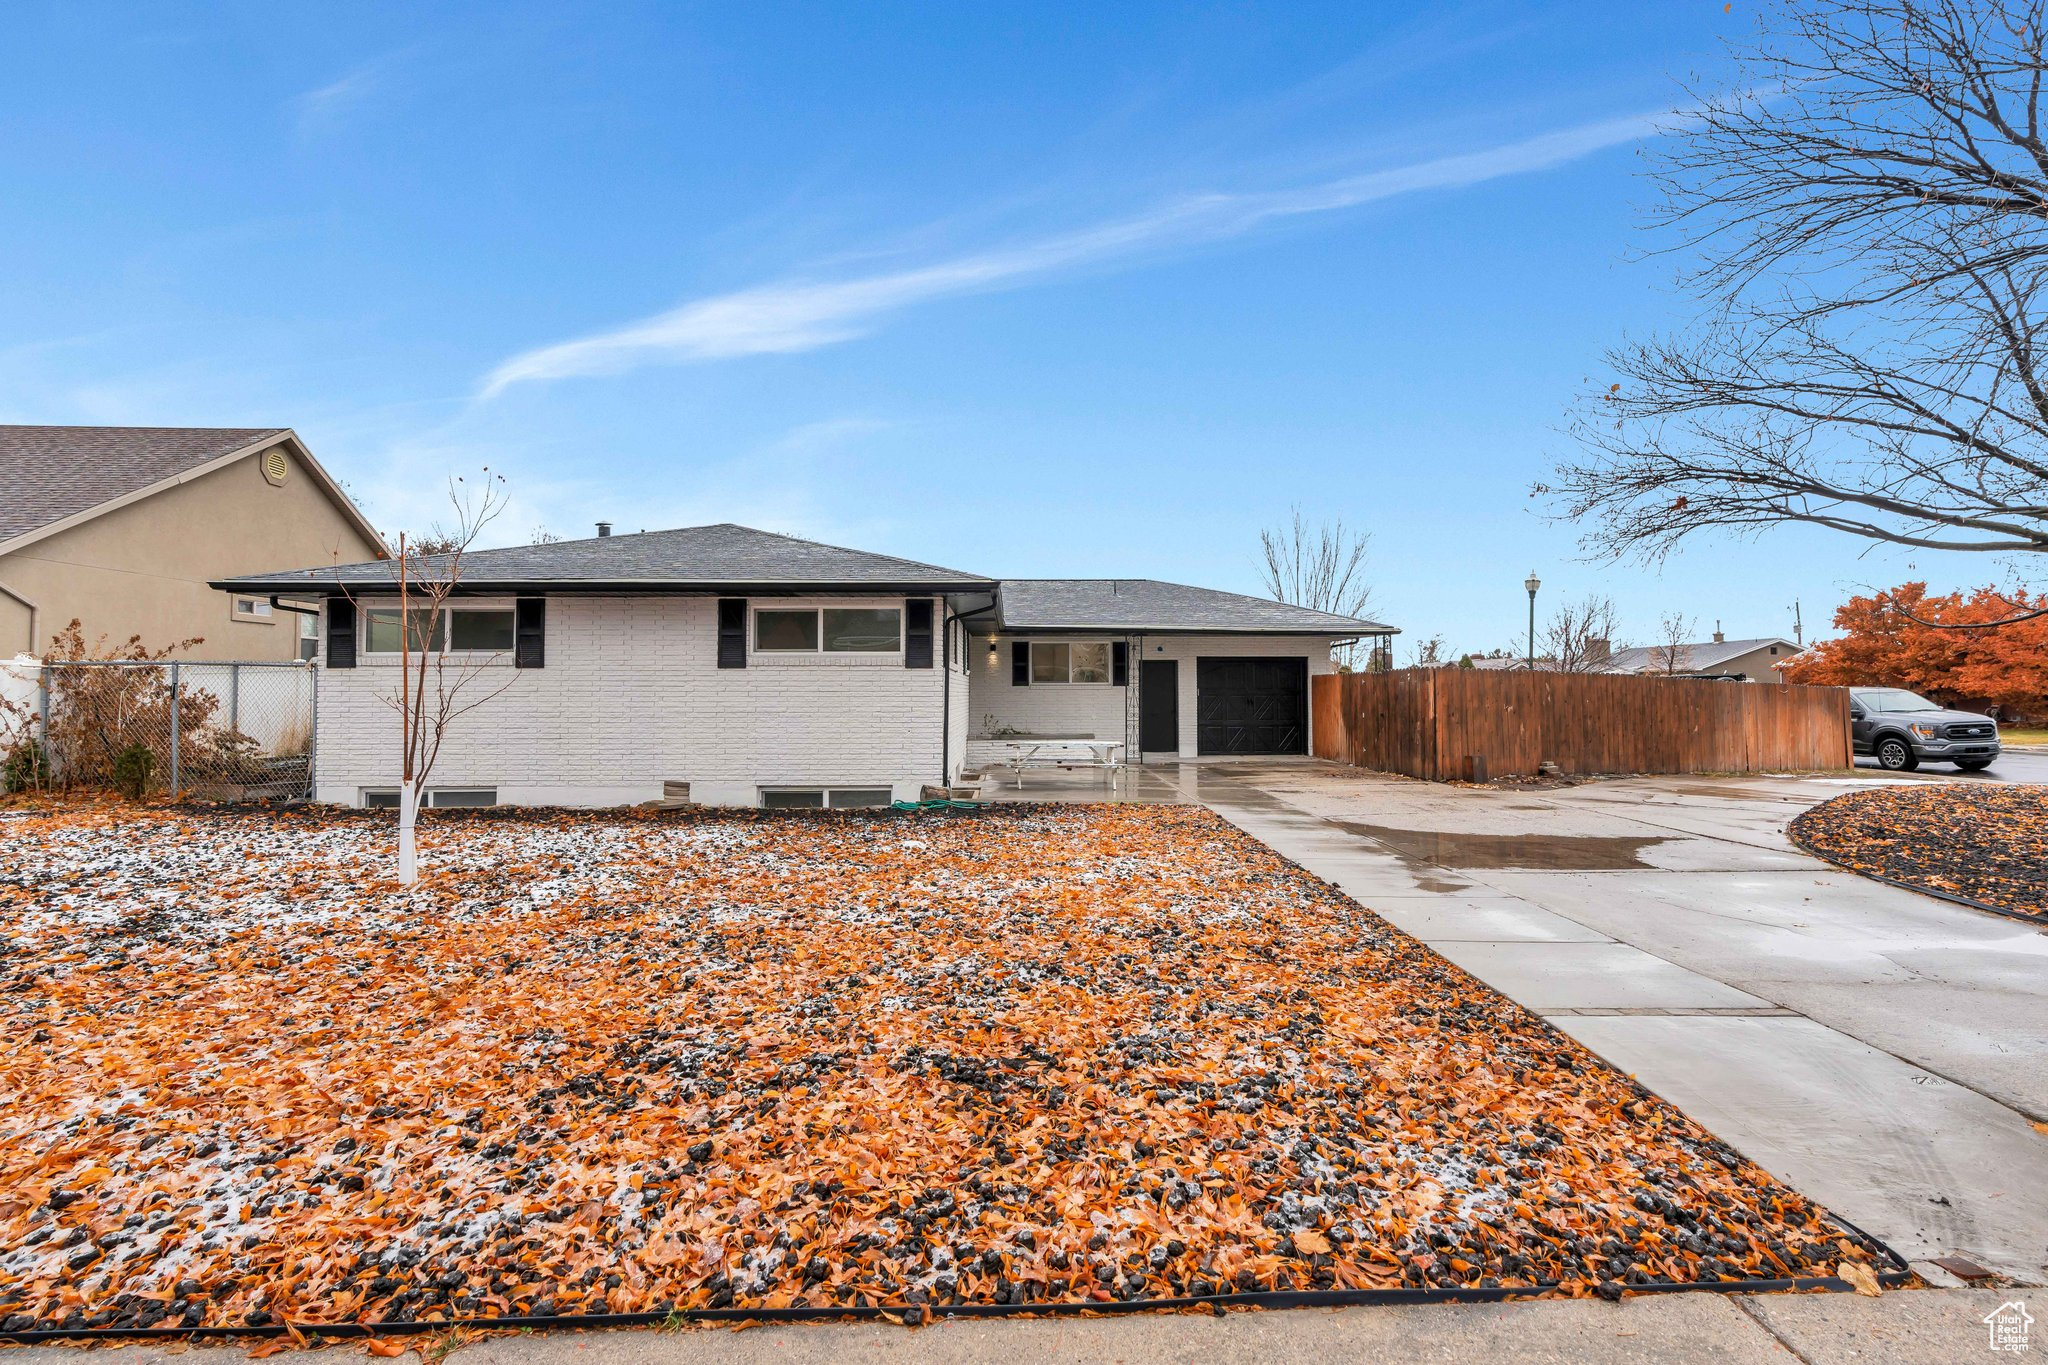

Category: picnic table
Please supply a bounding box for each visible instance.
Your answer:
[978,738,1125,788]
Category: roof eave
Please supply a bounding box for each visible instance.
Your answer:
[990,621,1399,635]
[207,576,1000,596]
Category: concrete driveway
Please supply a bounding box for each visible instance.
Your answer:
[1123,760,2048,1286]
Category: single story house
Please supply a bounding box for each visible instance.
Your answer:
[216,523,1393,808]
[1599,632,1804,681]
[0,426,386,659]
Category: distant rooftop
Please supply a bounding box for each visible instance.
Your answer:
[1601,637,1802,675]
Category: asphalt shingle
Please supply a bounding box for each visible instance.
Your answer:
[0,425,289,543]
[218,522,995,592]
[996,578,1391,633]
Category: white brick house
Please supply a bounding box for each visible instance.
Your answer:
[217,524,1391,808]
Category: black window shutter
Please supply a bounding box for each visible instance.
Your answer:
[905,599,934,668]
[1112,640,1128,686]
[1011,640,1030,686]
[717,599,747,668]
[515,597,545,668]
[326,598,356,669]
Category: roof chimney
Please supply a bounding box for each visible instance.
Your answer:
[1712,620,1724,643]
[596,521,612,538]
[1588,637,1610,663]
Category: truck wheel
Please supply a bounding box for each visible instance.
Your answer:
[1876,737,1919,771]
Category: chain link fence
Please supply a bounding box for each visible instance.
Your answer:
[2,661,316,800]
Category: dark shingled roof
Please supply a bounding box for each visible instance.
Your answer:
[996,578,1393,634]
[0,425,289,543]
[217,523,995,594]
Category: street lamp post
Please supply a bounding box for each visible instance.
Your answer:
[1524,571,1541,670]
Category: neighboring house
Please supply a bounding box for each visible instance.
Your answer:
[215,523,1393,808]
[0,426,385,659]
[1600,630,1804,681]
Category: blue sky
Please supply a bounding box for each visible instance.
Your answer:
[0,3,1979,653]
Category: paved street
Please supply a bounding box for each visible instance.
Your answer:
[1856,747,2048,783]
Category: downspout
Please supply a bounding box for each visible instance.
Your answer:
[0,579,40,656]
[940,597,951,790]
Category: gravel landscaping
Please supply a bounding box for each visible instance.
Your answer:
[1791,783,2048,920]
[0,801,1889,1335]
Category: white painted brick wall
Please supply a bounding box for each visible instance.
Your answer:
[966,635,1126,739]
[315,595,958,807]
[968,632,1337,759]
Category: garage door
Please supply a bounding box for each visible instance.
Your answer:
[1196,657,1308,755]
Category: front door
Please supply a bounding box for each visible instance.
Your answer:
[1139,659,1179,753]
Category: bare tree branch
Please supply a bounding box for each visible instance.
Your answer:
[1259,507,1375,666]
[1652,612,1697,675]
[1540,594,1622,671]
[1544,1,2048,568]
[336,469,516,884]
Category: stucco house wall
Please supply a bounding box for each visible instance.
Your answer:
[0,443,383,659]
[969,632,1339,759]
[1717,642,1801,681]
[314,593,968,806]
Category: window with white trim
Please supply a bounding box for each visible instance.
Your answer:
[231,595,274,624]
[753,606,902,654]
[362,605,516,655]
[1031,640,1111,684]
[297,611,318,662]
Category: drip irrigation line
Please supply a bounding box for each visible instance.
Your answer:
[0,1216,1918,1347]
[1787,824,2044,925]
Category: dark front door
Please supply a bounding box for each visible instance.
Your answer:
[1196,657,1308,755]
[1139,659,1179,752]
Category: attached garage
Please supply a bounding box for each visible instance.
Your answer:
[1196,656,1308,755]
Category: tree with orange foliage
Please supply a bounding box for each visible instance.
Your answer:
[1783,584,2048,717]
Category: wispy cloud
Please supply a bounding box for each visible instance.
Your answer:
[293,51,410,135]
[480,109,1673,398]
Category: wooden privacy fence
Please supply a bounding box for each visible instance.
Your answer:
[1311,669,1851,780]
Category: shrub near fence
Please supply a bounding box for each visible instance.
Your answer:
[1311,669,1851,780]
[15,661,317,800]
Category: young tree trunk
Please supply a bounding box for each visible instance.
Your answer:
[398,778,419,886]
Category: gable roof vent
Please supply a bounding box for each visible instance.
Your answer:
[260,447,290,485]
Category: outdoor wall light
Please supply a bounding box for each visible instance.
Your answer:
[986,637,998,661]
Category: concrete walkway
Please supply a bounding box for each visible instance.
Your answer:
[1146,760,2048,1286]
[10,1288,2027,1364]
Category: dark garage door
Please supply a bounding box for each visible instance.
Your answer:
[1196,657,1308,755]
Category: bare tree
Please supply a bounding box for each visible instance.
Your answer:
[1543,0,2048,611]
[1541,594,1622,672]
[340,471,518,885]
[1259,507,1375,666]
[1651,612,1697,676]
[1408,634,1450,668]
[530,525,564,545]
